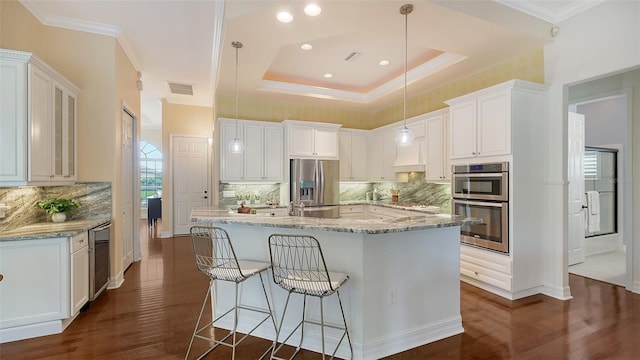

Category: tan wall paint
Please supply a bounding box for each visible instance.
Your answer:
[1,1,140,283]
[161,101,214,235]
[215,49,544,130]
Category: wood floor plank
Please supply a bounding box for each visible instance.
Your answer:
[1,222,638,359]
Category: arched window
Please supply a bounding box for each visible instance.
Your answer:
[140,140,162,211]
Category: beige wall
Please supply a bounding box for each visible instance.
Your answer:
[161,100,214,235]
[215,49,544,130]
[1,1,140,284]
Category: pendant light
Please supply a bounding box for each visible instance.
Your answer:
[228,41,244,154]
[395,4,414,147]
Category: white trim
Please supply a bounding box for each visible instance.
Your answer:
[258,52,466,104]
[209,0,226,102]
[495,0,605,24]
[541,283,573,300]
[121,104,141,269]
[0,320,63,344]
[108,270,125,289]
[159,230,173,238]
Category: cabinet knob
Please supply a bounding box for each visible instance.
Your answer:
[474,271,479,276]
[0,274,3,282]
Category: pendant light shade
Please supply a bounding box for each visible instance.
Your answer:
[229,41,244,154]
[395,4,414,147]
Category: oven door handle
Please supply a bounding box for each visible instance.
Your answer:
[453,199,506,207]
[453,172,506,178]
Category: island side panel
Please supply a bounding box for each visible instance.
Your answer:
[361,226,463,359]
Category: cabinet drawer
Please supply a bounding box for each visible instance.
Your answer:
[70,232,88,253]
[460,244,512,275]
[461,260,512,292]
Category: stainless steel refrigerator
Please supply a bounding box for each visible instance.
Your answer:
[289,159,340,218]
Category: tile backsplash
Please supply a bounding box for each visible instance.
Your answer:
[220,172,451,213]
[0,182,112,231]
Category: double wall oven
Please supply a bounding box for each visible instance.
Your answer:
[452,162,509,253]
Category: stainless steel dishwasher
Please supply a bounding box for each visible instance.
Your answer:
[89,221,111,301]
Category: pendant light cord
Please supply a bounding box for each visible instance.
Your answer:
[403,6,408,128]
[234,41,240,139]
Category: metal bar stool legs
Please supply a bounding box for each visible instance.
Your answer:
[268,234,353,360]
[186,226,276,360]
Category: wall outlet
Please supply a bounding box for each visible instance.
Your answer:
[387,289,397,305]
[222,190,236,198]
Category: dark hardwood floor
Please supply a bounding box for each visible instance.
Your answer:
[1,221,638,359]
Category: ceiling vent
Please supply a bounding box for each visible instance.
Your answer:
[167,81,194,95]
[344,52,361,62]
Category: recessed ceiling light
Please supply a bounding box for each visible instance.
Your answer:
[304,4,322,16]
[323,73,333,79]
[277,11,293,23]
[378,60,390,66]
[300,43,313,51]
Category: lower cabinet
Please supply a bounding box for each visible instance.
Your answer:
[0,233,89,343]
[460,244,513,295]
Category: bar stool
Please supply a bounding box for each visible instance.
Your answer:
[186,226,276,360]
[268,234,353,360]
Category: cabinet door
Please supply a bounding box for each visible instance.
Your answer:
[338,132,352,180]
[65,93,77,180]
[442,114,451,181]
[367,131,383,180]
[0,237,69,329]
[289,125,315,157]
[220,121,244,181]
[0,58,27,183]
[477,90,511,157]
[29,65,54,181]
[313,127,339,158]
[53,85,65,180]
[449,101,477,160]
[243,123,266,180]
[381,128,397,180]
[426,115,445,181]
[263,125,283,181]
[350,132,368,181]
[71,241,89,315]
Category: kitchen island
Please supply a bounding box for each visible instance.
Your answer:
[191,207,480,360]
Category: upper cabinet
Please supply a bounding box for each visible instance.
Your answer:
[425,110,450,182]
[219,118,283,182]
[446,80,547,161]
[1,49,79,186]
[283,120,341,159]
[367,126,397,181]
[338,129,368,181]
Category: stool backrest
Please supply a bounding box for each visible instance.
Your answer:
[268,234,335,296]
[190,226,244,281]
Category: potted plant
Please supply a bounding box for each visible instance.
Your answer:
[254,194,261,205]
[37,195,80,223]
[236,194,243,206]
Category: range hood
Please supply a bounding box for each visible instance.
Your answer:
[393,140,426,172]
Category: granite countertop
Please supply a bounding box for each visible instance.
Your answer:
[191,207,480,234]
[0,218,111,241]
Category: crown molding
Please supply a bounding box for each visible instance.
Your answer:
[495,0,605,24]
[258,52,467,104]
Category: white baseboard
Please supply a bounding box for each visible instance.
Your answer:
[108,271,125,289]
[213,311,462,360]
[542,283,573,300]
[631,279,640,294]
[159,230,172,238]
[0,320,62,344]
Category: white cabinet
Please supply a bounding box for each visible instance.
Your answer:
[425,111,450,182]
[447,86,511,160]
[0,49,79,186]
[367,127,396,181]
[339,129,368,181]
[220,118,283,182]
[0,237,70,340]
[283,120,341,159]
[70,232,89,315]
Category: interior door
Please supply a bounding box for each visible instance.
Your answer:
[568,112,586,266]
[172,136,210,235]
[121,109,135,270]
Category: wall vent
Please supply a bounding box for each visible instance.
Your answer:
[167,81,194,95]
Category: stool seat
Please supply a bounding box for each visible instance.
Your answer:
[206,260,271,281]
[280,272,348,297]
